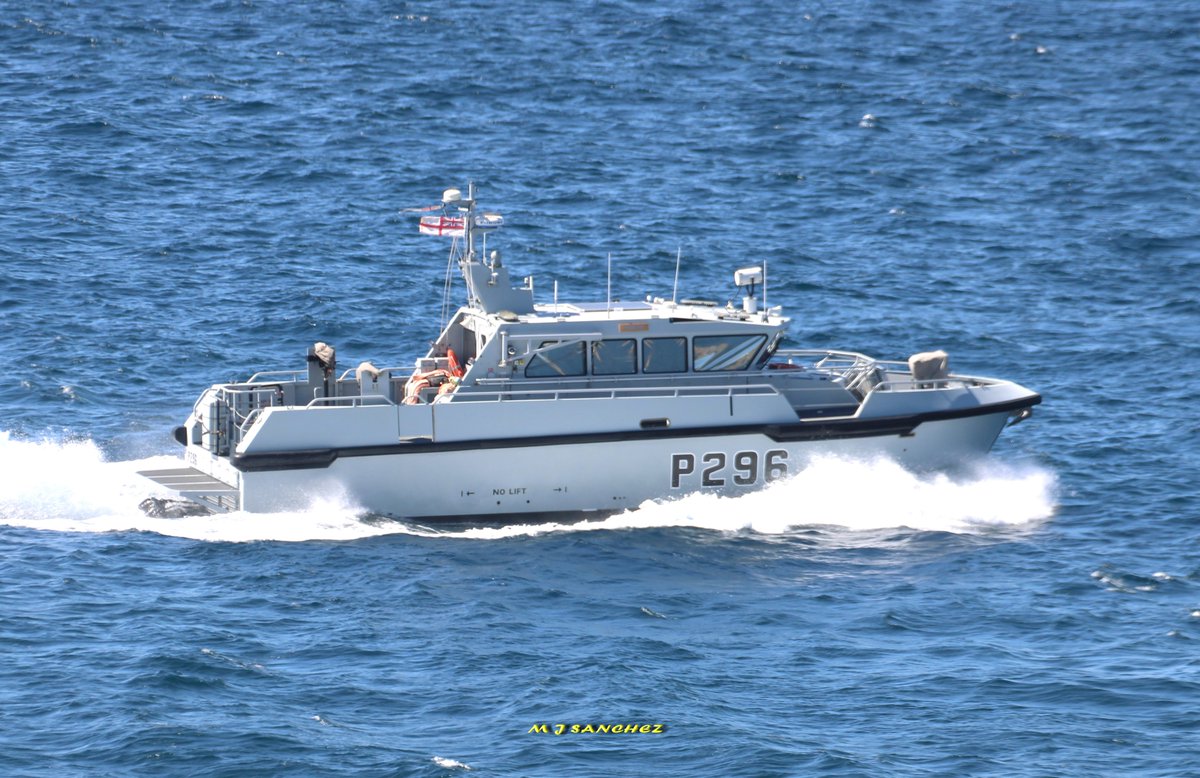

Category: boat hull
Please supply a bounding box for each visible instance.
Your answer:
[224,408,1016,520]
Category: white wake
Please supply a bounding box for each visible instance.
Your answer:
[0,431,1055,543]
[0,432,381,542]
[408,454,1057,539]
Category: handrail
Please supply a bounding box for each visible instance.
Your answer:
[875,377,990,392]
[217,385,281,432]
[220,386,280,401]
[246,369,305,383]
[245,366,413,384]
[335,365,410,382]
[473,370,769,389]
[452,382,781,404]
[510,331,605,344]
[190,386,218,418]
[237,407,261,433]
[774,348,875,364]
[305,395,397,408]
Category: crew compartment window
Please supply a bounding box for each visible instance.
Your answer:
[642,337,687,374]
[591,339,637,375]
[755,333,782,369]
[692,334,767,371]
[525,340,586,378]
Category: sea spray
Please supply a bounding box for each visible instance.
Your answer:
[0,433,1054,543]
[403,455,1057,540]
[0,431,378,542]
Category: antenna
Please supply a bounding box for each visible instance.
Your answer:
[607,252,612,317]
[672,246,681,304]
[762,257,768,320]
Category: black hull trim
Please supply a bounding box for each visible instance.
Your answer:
[230,394,1040,473]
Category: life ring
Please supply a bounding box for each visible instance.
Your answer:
[446,348,464,378]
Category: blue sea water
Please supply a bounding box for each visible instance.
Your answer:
[1,0,1198,774]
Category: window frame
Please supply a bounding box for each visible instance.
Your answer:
[524,339,587,378]
[590,338,638,376]
[691,334,767,372]
[641,336,689,374]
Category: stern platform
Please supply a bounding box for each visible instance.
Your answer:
[138,467,240,513]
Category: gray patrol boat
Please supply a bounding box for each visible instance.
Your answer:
[140,184,1041,521]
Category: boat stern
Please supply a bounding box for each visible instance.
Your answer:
[138,385,246,513]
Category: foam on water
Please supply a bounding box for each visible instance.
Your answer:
[431,756,472,771]
[0,431,382,543]
[410,455,1058,540]
[0,432,1055,543]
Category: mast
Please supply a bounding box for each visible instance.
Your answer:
[420,183,534,315]
[463,181,477,263]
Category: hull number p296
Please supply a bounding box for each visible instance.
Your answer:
[670,450,789,489]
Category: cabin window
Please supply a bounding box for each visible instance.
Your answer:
[525,340,586,378]
[755,333,782,369]
[642,337,688,374]
[592,339,637,375]
[693,334,766,371]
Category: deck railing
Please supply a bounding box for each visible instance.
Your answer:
[217,348,993,424]
[454,381,782,404]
